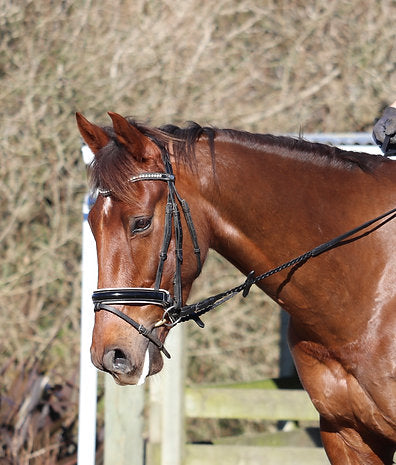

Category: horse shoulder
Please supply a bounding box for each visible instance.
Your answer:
[289,327,396,442]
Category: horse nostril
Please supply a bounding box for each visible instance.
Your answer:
[113,349,129,371]
[113,348,126,361]
[102,348,134,375]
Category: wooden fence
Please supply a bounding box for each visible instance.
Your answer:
[143,325,330,465]
[103,323,330,465]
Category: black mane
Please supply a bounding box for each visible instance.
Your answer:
[218,128,385,173]
[151,121,385,174]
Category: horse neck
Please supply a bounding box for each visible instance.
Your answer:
[179,136,393,301]
[188,137,332,274]
[174,135,396,346]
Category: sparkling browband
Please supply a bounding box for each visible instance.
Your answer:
[130,173,175,182]
[97,173,175,196]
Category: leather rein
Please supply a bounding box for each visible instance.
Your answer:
[92,149,396,359]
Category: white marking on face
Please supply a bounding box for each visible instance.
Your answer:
[103,196,112,217]
[137,348,150,386]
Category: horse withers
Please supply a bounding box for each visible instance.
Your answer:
[77,112,396,465]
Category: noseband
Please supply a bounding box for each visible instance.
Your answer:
[92,148,396,359]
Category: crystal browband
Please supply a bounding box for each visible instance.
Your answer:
[97,173,175,196]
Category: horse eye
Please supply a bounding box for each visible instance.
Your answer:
[130,217,152,235]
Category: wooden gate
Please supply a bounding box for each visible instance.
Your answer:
[145,325,330,465]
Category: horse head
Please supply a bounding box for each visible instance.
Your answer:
[76,112,208,385]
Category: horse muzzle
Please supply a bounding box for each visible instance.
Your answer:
[92,287,174,358]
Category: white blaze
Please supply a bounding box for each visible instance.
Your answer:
[103,196,112,217]
[137,348,150,386]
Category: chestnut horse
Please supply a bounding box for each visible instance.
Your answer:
[76,112,396,465]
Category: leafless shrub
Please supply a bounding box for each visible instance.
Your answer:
[0,357,79,465]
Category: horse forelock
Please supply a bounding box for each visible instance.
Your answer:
[88,126,139,201]
[88,120,216,201]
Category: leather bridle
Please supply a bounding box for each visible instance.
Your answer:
[92,147,396,359]
[92,149,202,359]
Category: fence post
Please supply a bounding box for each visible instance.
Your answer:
[160,323,186,465]
[77,147,98,465]
[279,312,296,377]
[104,377,145,465]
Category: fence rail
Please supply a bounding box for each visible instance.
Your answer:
[185,386,318,421]
[183,444,329,465]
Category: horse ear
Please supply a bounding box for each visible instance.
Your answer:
[108,112,158,162]
[76,112,110,155]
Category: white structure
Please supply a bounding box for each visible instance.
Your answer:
[77,190,98,465]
